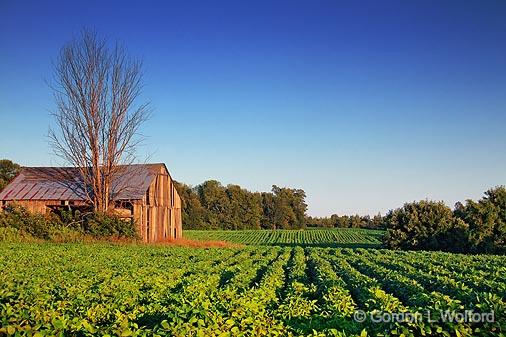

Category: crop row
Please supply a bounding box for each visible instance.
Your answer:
[185,228,384,247]
[0,243,504,336]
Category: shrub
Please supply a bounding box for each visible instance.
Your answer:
[0,227,38,243]
[383,200,468,252]
[82,211,138,238]
[0,204,63,239]
[454,186,506,254]
[48,227,89,243]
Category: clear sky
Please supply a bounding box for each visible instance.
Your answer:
[0,1,505,216]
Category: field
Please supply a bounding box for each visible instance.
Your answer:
[1,236,505,337]
[185,228,385,248]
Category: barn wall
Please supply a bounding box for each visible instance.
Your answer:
[133,165,183,243]
[8,200,47,213]
[173,187,182,239]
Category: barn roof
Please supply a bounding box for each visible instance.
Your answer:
[0,163,166,201]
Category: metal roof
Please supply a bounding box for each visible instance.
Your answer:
[0,164,165,201]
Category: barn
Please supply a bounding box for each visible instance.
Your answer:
[0,163,182,242]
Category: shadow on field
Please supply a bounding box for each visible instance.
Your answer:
[281,315,362,336]
[136,312,166,330]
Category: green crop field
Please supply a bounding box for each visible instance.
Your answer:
[184,228,385,248]
[0,242,504,337]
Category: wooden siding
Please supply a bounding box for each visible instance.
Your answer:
[1,200,88,214]
[131,164,182,242]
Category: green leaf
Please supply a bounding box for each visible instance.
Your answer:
[7,326,15,335]
[121,329,133,337]
[82,320,96,333]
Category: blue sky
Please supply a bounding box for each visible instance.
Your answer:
[0,0,505,216]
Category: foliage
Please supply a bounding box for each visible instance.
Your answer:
[0,243,504,336]
[0,227,38,243]
[454,186,506,253]
[307,213,385,229]
[383,186,506,254]
[270,185,307,229]
[0,204,64,239]
[383,200,468,252]
[175,177,383,231]
[175,181,307,230]
[0,159,21,191]
[82,211,139,238]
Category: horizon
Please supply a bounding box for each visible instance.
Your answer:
[3,160,504,217]
[1,1,505,217]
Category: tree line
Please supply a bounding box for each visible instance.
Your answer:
[383,186,506,254]
[2,159,504,253]
[0,160,20,191]
[174,181,308,230]
[306,185,505,254]
[306,213,384,229]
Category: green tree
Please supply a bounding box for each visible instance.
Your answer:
[348,215,362,228]
[291,188,308,228]
[336,215,349,228]
[272,185,307,229]
[328,214,340,227]
[225,184,262,230]
[261,192,276,229]
[174,182,207,229]
[174,179,308,230]
[370,213,384,229]
[383,200,468,252]
[0,159,21,191]
[198,180,230,229]
[455,186,506,253]
[244,192,263,229]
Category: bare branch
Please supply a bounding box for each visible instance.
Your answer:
[49,29,150,212]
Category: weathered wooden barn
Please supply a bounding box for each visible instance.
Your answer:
[0,163,182,242]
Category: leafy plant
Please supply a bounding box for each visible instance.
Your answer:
[383,200,469,252]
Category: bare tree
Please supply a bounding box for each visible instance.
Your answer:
[49,29,150,212]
